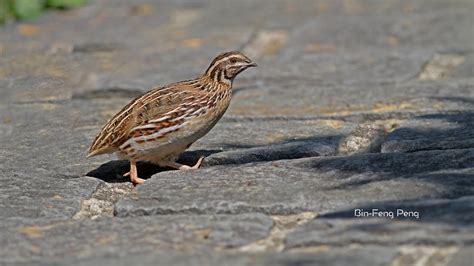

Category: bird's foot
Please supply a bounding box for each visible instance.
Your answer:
[131,175,145,185]
[184,156,204,170]
[165,156,204,170]
[125,160,145,185]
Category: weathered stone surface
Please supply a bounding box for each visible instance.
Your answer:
[115,150,474,217]
[337,123,388,155]
[39,247,397,266]
[229,79,474,118]
[0,102,106,220]
[0,213,273,265]
[72,182,135,220]
[1,0,473,265]
[0,175,99,220]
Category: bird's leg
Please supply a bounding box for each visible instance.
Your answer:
[127,159,145,185]
[164,156,204,170]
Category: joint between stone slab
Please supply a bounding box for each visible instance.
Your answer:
[235,212,317,253]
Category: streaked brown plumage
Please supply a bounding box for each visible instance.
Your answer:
[88,51,257,184]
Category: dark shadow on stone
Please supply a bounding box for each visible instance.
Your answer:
[294,109,474,226]
[86,160,162,183]
[381,110,474,153]
[328,170,474,199]
[86,149,221,183]
[302,149,474,179]
[203,135,343,166]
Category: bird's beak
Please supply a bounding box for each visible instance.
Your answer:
[246,61,258,67]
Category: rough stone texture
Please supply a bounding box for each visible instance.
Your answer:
[39,247,398,266]
[337,123,389,155]
[116,150,474,216]
[1,0,473,265]
[0,213,273,264]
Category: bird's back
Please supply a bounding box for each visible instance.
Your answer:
[87,77,231,157]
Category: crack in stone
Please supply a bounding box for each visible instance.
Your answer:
[418,54,465,81]
[73,181,135,220]
[236,212,317,253]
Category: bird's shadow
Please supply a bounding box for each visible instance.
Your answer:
[86,149,220,183]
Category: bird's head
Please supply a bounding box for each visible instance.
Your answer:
[204,51,257,83]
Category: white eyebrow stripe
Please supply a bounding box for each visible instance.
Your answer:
[206,56,231,74]
[206,54,246,74]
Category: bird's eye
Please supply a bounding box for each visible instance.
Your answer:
[229,58,237,64]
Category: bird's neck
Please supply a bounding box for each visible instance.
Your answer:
[203,68,232,86]
[199,75,232,93]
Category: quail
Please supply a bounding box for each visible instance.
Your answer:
[88,51,257,184]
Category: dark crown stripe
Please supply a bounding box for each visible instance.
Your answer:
[205,51,243,74]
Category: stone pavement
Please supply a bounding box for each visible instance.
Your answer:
[0,0,473,265]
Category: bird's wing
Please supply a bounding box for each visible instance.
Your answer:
[87,83,207,157]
